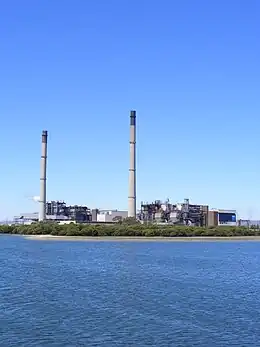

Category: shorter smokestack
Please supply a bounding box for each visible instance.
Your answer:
[39,130,48,221]
[128,110,136,218]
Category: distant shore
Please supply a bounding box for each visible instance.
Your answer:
[24,235,260,242]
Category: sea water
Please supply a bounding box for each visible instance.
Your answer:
[0,235,260,346]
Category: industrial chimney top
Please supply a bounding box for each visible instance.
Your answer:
[42,130,48,143]
[130,110,136,126]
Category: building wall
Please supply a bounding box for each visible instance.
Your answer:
[208,209,237,227]
[201,205,209,227]
[208,211,218,227]
[91,209,98,222]
[218,209,236,226]
[97,210,128,223]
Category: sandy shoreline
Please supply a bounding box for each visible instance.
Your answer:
[23,235,260,242]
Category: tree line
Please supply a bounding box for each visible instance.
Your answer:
[0,219,259,237]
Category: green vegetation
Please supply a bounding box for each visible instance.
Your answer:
[0,219,259,237]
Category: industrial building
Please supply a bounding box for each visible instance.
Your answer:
[139,199,237,227]
[14,201,92,224]
[15,199,237,226]
[208,209,237,227]
[45,200,92,222]
[34,110,137,222]
[139,199,209,226]
[13,212,69,224]
[238,219,260,227]
[14,111,238,227]
[14,201,128,225]
[95,210,128,223]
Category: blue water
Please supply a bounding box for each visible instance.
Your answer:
[0,236,260,346]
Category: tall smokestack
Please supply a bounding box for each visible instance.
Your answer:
[39,130,48,222]
[128,110,136,218]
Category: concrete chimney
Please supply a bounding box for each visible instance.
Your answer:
[39,130,48,221]
[128,110,136,218]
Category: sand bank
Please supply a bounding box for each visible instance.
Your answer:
[23,235,260,242]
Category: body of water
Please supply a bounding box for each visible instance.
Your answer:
[0,235,260,346]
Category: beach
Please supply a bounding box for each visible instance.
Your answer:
[24,235,260,242]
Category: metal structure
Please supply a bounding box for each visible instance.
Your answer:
[139,198,208,227]
[128,110,136,218]
[66,205,91,222]
[45,200,92,222]
[238,219,260,227]
[46,200,67,216]
[39,130,48,221]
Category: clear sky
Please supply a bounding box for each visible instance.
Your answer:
[0,0,259,220]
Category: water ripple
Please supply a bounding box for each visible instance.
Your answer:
[0,236,260,346]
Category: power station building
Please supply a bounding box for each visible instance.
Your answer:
[208,209,237,227]
[139,199,237,227]
[35,110,137,222]
[14,201,92,224]
[139,199,209,226]
[45,201,92,222]
[14,112,238,226]
[95,210,128,223]
[14,202,128,224]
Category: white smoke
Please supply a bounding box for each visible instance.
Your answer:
[32,196,40,202]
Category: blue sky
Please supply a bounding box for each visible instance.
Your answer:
[0,0,259,220]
